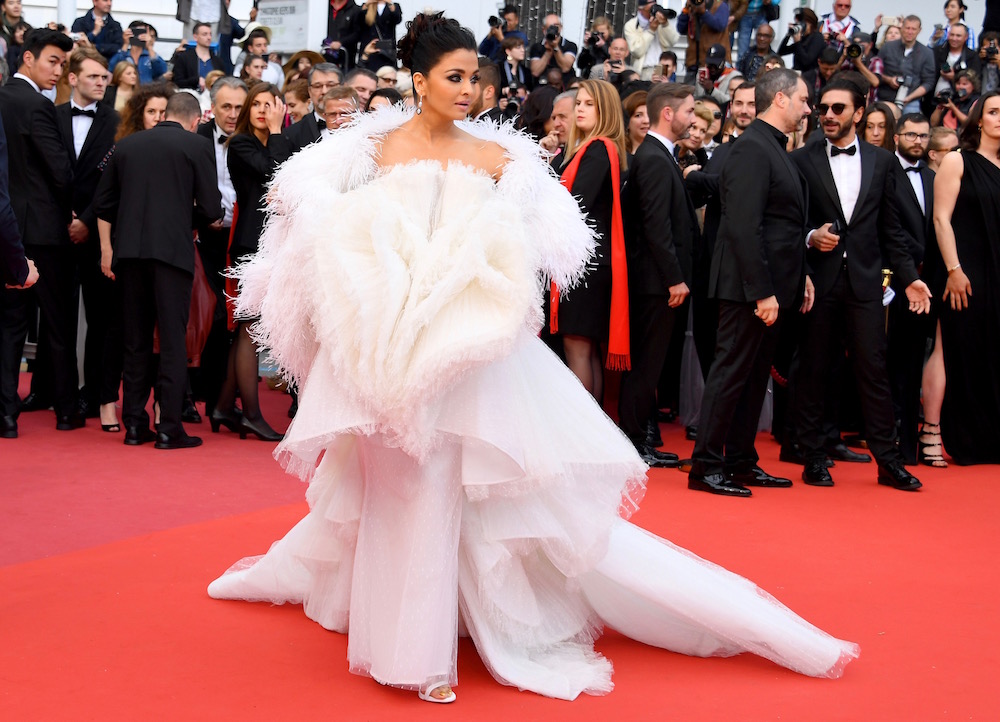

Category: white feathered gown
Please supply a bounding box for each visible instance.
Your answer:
[207,108,859,700]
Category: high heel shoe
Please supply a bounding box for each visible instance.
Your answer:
[238,415,283,442]
[417,681,456,704]
[209,407,242,433]
[918,422,948,468]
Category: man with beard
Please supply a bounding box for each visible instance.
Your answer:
[618,83,698,467]
[790,79,931,490]
[688,69,811,496]
[737,22,775,82]
[886,113,936,463]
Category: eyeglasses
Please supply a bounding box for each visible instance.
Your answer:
[817,102,849,115]
[900,132,931,141]
[310,81,339,90]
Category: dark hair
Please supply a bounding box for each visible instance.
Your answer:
[859,102,897,150]
[501,4,519,16]
[516,85,558,141]
[116,82,173,141]
[284,77,309,103]
[397,12,476,76]
[819,46,842,65]
[21,28,73,63]
[959,90,1000,155]
[956,68,981,94]
[366,87,404,110]
[660,50,677,64]
[309,63,344,83]
[239,54,267,81]
[166,92,202,122]
[732,81,755,99]
[478,59,500,97]
[646,82,695,126]
[345,67,378,85]
[230,82,282,143]
[245,29,269,47]
[797,8,819,32]
[755,66,798,112]
[500,35,524,52]
[128,19,157,36]
[821,77,866,113]
[897,112,929,130]
[945,0,968,16]
[192,22,212,35]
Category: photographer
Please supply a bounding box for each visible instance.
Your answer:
[930,68,980,127]
[979,32,1000,92]
[677,0,732,81]
[358,1,402,72]
[777,7,824,73]
[478,5,527,63]
[529,13,578,86]
[933,23,980,103]
[876,16,936,113]
[589,38,630,81]
[109,20,165,84]
[819,0,861,52]
[624,1,680,81]
[844,32,883,101]
[695,43,743,104]
[577,16,614,79]
[71,0,123,61]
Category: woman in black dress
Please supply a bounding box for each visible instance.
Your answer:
[215,82,292,441]
[550,78,629,400]
[931,90,1000,464]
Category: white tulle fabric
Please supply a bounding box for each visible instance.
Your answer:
[208,108,859,700]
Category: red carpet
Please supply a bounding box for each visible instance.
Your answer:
[2,380,997,720]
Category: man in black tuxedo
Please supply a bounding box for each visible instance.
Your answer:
[172,22,225,92]
[791,78,932,491]
[195,76,247,416]
[55,46,120,421]
[94,92,222,449]
[284,63,343,152]
[689,68,812,497]
[619,83,698,468]
[886,113,936,463]
[0,29,78,438]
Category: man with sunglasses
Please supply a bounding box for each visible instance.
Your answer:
[790,79,932,491]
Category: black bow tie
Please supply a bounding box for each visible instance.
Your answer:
[905,165,922,173]
[317,118,327,130]
[217,134,228,145]
[71,107,96,118]
[830,144,857,157]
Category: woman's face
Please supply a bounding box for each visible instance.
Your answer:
[284,93,310,122]
[980,96,1000,139]
[945,0,961,21]
[956,75,975,96]
[864,110,886,146]
[414,49,480,121]
[143,97,167,129]
[297,57,312,73]
[700,103,721,138]
[122,64,138,87]
[574,86,599,134]
[684,117,709,150]
[248,58,267,80]
[368,95,391,111]
[3,0,22,20]
[250,92,277,133]
[629,104,649,143]
[884,26,902,43]
[507,43,525,62]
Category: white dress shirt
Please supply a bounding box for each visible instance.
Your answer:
[896,151,925,216]
[827,137,861,223]
[646,128,677,163]
[213,123,236,226]
[69,99,97,159]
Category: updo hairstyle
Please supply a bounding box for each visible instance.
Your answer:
[397,12,477,77]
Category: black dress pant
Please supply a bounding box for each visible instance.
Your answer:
[691,300,780,475]
[795,267,902,466]
[119,260,192,437]
[618,293,676,445]
[886,293,932,463]
[75,240,124,407]
[0,244,79,417]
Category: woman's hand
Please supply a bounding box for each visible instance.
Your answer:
[943,267,972,310]
[363,38,378,57]
[266,96,286,135]
[100,245,115,281]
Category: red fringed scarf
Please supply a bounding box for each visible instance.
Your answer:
[550,137,630,371]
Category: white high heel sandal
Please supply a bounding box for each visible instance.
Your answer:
[417,681,456,704]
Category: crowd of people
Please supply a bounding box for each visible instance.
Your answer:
[1,0,998,473]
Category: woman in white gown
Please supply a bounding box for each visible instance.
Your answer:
[207,13,859,704]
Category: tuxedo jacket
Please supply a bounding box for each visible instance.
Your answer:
[94,121,222,274]
[171,48,225,91]
[55,101,120,234]
[0,78,73,247]
[283,114,323,153]
[0,113,28,285]
[710,119,808,310]
[792,139,919,301]
[227,132,293,254]
[621,133,696,295]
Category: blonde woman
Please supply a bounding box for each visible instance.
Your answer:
[105,61,137,112]
[550,78,629,400]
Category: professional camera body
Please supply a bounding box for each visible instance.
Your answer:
[986,44,999,57]
[846,43,863,59]
[488,15,503,29]
[650,3,679,19]
[545,24,560,42]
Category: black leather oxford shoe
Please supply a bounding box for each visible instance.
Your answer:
[728,466,793,488]
[802,461,835,486]
[877,463,922,491]
[688,472,752,497]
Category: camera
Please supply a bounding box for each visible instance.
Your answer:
[936,89,954,105]
[787,23,802,36]
[650,3,678,19]
[545,24,560,42]
[488,15,502,29]
[587,33,601,47]
[987,44,999,57]
[846,43,862,59]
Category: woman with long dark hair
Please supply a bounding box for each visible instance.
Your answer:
[860,101,897,150]
[208,12,858,705]
[213,83,291,441]
[777,8,824,73]
[931,90,1000,463]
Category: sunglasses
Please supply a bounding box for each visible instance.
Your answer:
[817,102,850,115]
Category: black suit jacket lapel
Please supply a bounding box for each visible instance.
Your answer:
[850,141,875,225]
[920,166,934,223]
[811,140,846,223]
[77,104,112,166]
[767,126,806,212]
[56,104,75,163]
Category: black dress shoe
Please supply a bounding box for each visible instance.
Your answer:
[635,444,680,468]
[155,431,203,449]
[124,425,157,446]
[77,398,100,419]
[688,472,752,497]
[877,462,922,491]
[779,443,834,468]
[685,425,697,441]
[0,415,17,439]
[646,419,664,448]
[209,407,242,433]
[825,442,871,463]
[728,466,793,488]
[657,409,677,423]
[55,412,86,431]
[802,461,835,486]
[19,392,52,412]
[181,399,203,424]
